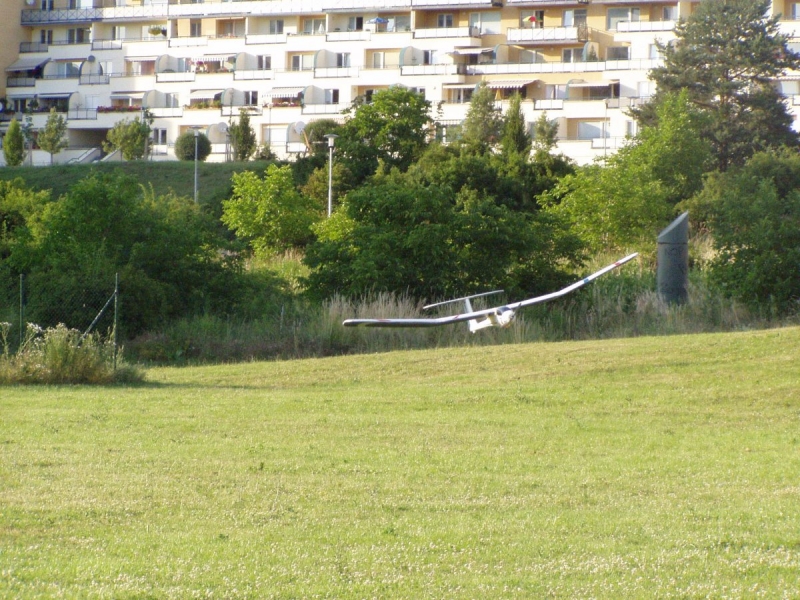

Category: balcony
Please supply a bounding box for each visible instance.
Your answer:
[20,42,49,53]
[7,76,38,87]
[156,70,195,82]
[234,69,274,81]
[506,26,581,44]
[413,26,479,39]
[314,66,360,78]
[221,105,262,116]
[68,108,98,120]
[302,103,342,115]
[80,73,111,85]
[400,63,464,75]
[326,30,371,42]
[616,20,675,33]
[245,34,288,45]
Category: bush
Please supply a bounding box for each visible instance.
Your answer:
[174,131,211,161]
[0,322,142,385]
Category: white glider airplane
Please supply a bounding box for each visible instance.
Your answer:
[343,252,638,333]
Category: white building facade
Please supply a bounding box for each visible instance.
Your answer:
[3,0,800,165]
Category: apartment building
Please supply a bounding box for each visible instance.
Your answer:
[2,0,800,165]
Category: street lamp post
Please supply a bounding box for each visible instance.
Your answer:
[324,134,338,217]
[193,128,199,203]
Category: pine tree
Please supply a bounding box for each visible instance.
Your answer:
[460,82,503,155]
[229,108,257,162]
[634,0,800,170]
[500,93,531,158]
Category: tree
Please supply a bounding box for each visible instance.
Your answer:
[228,108,257,162]
[37,108,68,165]
[531,112,559,157]
[634,0,800,171]
[540,93,707,252]
[222,164,321,256]
[459,82,503,154]
[337,87,432,183]
[303,168,582,300]
[693,149,800,314]
[174,131,211,161]
[103,117,151,160]
[3,172,241,335]
[3,118,24,167]
[500,93,531,158]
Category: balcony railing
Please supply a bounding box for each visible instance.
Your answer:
[314,66,360,78]
[302,103,342,114]
[156,71,195,82]
[221,105,262,116]
[413,26,479,39]
[234,69,274,80]
[80,73,111,85]
[506,26,579,44]
[7,77,37,87]
[68,108,98,120]
[616,20,675,33]
[20,41,49,53]
[400,63,465,75]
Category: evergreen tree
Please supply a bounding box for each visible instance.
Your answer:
[3,118,24,167]
[228,108,257,162]
[37,108,68,165]
[500,93,531,158]
[460,82,503,154]
[635,0,800,170]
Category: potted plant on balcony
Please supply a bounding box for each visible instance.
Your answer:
[148,25,167,37]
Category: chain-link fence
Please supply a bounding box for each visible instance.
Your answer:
[1,273,119,361]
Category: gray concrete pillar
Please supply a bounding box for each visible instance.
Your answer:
[657,211,689,305]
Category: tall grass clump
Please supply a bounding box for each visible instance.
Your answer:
[0,322,142,385]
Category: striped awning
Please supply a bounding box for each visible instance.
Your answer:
[110,91,146,100]
[5,57,50,72]
[264,86,305,99]
[485,79,537,89]
[189,89,223,100]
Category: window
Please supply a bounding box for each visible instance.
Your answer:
[577,121,606,140]
[99,60,113,75]
[520,10,544,29]
[564,9,587,27]
[325,89,339,104]
[607,8,639,30]
[394,16,410,32]
[189,19,202,37]
[348,16,363,31]
[165,93,179,108]
[437,14,454,28]
[649,44,662,59]
[423,50,436,65]
[85,95,100,110]
[336,53,351,68]
[291,54,314,71]
[68,28,89,44]
[269,19,284,34]
[637,81,654,98]
[257,55,272,70]
[40,0,53,9]
[303,18,325,34]
[372,52,384,69]
[562,48,583,63]
[662,6,678,21]
[40,29,53,44]
[364,89,375,103]
[153,128,167,145]
[545,84,567,99]
[469,12,501,35]
[607,46,629,61]
[244,90,258,105]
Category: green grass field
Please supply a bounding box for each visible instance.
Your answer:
[2,328,799,598]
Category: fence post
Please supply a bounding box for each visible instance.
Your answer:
[113,272,119,370]
[19,274,25,348]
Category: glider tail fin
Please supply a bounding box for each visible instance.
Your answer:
[424,290,504,334]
